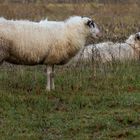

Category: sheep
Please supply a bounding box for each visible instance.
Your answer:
[0,16,101,91]
[71,32,140,64]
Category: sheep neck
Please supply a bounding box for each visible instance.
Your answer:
[126,42,140,58]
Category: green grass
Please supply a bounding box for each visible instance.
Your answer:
[0,61,140,140]
[0,1,139,139]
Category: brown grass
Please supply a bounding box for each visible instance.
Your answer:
[0,2,139,41]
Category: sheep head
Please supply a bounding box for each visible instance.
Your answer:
[83,17,101,39]
[66,16,101,40]
[126,32,140,52]
[134,32,140,51]
[78,17,101,45]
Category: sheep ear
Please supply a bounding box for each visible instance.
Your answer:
[135,34,140,40]
[86,20,92,27]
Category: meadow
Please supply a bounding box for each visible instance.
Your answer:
[0,1,140,140]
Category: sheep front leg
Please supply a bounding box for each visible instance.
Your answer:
[52,65,55,90]
[46,65,52,91]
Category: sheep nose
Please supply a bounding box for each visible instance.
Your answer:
[96,32,102,38]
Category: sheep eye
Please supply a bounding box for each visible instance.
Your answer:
[137,36,140,40]
[87,20,95,28]
[135,34,140,40]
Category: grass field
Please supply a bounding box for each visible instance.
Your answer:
[0,1,140,140]
[0,61,140,140]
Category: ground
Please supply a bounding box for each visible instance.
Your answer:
[0,1,140,140]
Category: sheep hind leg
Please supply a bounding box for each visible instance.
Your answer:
[0,57,3,65]
[46,65,54,91]
[0,37,11,65]
[0,51,6,65]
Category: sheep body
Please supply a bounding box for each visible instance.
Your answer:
[94,42,135,61]
[0,16,96,65]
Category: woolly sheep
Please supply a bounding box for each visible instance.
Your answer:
[71,32,140,64]
[0,16,101,91]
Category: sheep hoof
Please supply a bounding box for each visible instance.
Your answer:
[46,87,51,92]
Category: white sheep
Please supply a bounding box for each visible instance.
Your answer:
[0,16,101,91]
[72,32,140,64]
